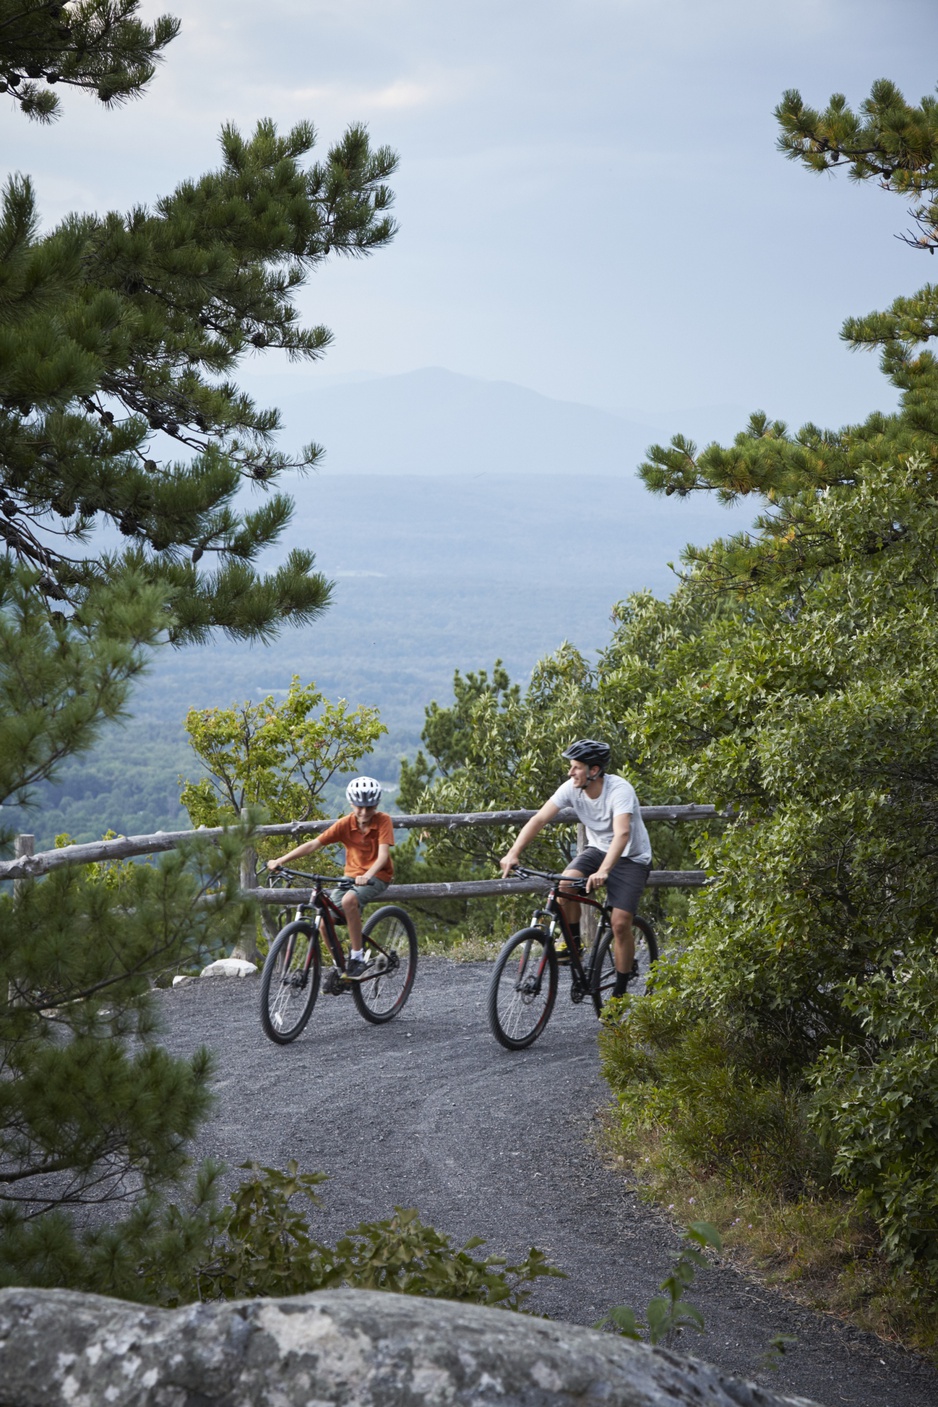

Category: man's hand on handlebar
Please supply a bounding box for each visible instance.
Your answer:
[498,854,518,878]
[585,870,608,893]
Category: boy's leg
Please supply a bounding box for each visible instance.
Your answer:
[341,888,364,949]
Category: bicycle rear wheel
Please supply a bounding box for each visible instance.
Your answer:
[260,921,321,1044]
[488,927,558,1050]
[352,906,418,1024]
[591,914,658,1012]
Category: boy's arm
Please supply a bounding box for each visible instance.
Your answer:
[267,836,323,870]
[356,842,391,885]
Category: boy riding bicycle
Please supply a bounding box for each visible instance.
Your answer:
[498,739,651,997]
[267,776,393,977]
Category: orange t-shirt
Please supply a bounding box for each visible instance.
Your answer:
[317,812,394,882]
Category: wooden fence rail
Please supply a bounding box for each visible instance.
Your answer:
[0,803,720,891]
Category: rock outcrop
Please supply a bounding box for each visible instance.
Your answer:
[0,1285,823,1407]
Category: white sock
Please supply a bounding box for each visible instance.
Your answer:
[351,949,364,960]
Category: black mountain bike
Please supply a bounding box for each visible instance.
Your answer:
[487,864,658,1050]
[259,867,417,1044]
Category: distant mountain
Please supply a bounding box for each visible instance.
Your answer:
[246,366,668,477]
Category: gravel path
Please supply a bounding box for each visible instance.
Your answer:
[156,957,938,1407]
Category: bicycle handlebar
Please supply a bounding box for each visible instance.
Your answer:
[509,864,588,891]
[256,866,356,890]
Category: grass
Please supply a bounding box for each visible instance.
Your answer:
[598,1115,938,1363]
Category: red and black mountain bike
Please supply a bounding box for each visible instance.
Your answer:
[258,867,417,1044]
[487,865,658,1050]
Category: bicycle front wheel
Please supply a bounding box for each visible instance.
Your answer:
[260,920,321,1044]
[488,927,558,1050]
[352,906,418,1024]
[591,914,659,1012]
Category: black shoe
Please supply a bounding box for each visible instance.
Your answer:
[611,970,635,999]
[345,956,368,979]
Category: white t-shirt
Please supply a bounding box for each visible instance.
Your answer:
[549,774,652,865]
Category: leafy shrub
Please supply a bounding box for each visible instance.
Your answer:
[599,1221,722,1347]
[184,1162,563,1309]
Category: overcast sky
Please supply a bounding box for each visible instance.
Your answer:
[9,0,938,438]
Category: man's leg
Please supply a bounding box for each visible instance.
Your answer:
[611,906,635,975]
[558,867,587,931]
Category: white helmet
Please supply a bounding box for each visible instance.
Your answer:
[346,775,382,807]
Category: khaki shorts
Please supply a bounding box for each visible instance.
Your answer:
[328,876,388,915]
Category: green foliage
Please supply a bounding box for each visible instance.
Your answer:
[0,14,395,1296]
[181,1161,563,1310]
[598,1221,721,1347]
[2,101,396,639]
[0,0,179,123]
[775,79,938,251]
[0,559,163,829]
[809,959,938,1285]
[180,674,386,828]
[596,76,938,1293]
[395,648,598,936]
[0,828,253,1287]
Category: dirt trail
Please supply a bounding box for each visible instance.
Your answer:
[156,957,938,1407]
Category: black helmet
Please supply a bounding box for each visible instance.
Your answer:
[561,739,611,770]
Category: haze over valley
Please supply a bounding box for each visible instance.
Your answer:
[25,372,755,847]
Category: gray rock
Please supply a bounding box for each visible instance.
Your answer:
[0,1286,823,1407]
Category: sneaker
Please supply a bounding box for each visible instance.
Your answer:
[554,936,570,964]
[345,956,368,979]
[611,969,636,999]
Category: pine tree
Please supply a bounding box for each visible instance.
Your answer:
[638,78,938,594]
[2,8,397,639]
[0,0,179,123]
[0,8,398,1294]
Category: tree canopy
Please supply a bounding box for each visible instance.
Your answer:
[0,3,398,1295]
[595,77,938,1305]
[639,79,938,598]
[0,0,178,122]
[2,115,397,640]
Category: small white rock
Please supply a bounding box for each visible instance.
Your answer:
[200,958,258,978]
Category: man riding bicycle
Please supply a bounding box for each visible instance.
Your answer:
[498,739,651,997]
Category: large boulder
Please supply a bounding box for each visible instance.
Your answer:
[0,1285,822,1407]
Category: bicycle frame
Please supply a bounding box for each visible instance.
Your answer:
[526,873,612,1009]
[263,867,400,988]
[263,868,353,976]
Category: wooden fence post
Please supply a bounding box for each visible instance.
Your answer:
[13,835,34,905]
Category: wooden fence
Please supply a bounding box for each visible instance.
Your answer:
[0,804,716,898]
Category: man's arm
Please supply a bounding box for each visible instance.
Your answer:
[585,812,631,892]
[499,801,561,876]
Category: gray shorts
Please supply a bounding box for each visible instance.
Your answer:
[328,876,388,917]
[568,848,650,915]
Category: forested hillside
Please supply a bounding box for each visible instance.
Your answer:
[19,472,753,848]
